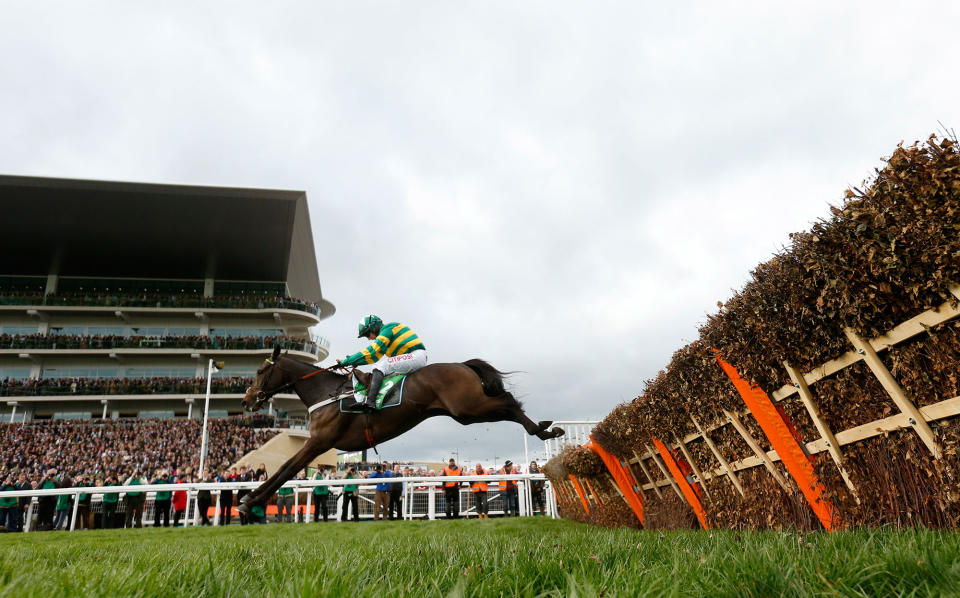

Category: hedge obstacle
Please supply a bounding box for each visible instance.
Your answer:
[545,134,960,531]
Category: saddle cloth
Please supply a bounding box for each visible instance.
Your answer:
[340,374,406,413]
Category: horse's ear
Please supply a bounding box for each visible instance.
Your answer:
[272,346,282,361]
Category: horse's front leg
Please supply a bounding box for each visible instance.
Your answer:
[239,438,329,512]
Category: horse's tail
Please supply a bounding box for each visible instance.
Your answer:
[463,359,509,397]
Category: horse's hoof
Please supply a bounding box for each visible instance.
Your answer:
[237,503,251,515]
[536,420,553,432]
[552,427,565,438]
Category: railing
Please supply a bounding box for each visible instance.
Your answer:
[1,474,556,531]
[0,334,325,357]
[543,421,600,459]
[0,293,323,317]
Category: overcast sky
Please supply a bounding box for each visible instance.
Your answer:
[3,2,959,467]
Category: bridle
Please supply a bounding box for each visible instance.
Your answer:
[247,359,356,411]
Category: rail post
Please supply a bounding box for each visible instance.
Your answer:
[305,490,312,524]
[427,484,436,520]
[69,491,80,531]
[184,489,192,528]
[213,491,221,526]
[24,499,34,533]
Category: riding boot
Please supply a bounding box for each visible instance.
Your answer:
[364,369,384,410]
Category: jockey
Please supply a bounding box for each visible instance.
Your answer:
[338,315,428,410]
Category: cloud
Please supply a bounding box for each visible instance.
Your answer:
[1,1,959,466]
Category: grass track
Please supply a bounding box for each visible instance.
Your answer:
[1,519,959,597]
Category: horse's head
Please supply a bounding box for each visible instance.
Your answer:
[243,346,286,412]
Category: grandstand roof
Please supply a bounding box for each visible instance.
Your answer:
[0,175,333,313]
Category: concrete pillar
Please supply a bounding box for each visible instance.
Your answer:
[203,278,214,298]
[45,273,58,295]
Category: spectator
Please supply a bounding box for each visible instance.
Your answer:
[152,469,172,527]
[36,469,57,531]
[101,474,120,529]
[196,469,213,526]
[123,469,147,528]
[14,473,31,532]
[340,467,359,522]
[441,458,463,519]
[276,481,294,523]
[388,464,403,521]
[76,474,93,530]
[218,469,233,526]
[470,463,489,519]
[312,467,330,523]
[0,473,16,530]
[172,474,188,527]
[370,464,391,522]
[53,475,73,531]
[529,461,546,515]
[498,460,519,517]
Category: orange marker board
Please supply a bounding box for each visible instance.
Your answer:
[652,437,710,529]
[714,352,838,531]
[588,436,645,525]
[569,475,590,513]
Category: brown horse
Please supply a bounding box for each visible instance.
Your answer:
[236,346,564,511]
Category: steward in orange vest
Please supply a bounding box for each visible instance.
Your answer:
[498,460,519,517]
[441,458,462,519]
[470,463,489,519]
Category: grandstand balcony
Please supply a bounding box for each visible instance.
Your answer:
[0,293,329,327]
[0,334,329,361]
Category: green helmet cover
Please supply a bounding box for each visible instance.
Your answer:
[358,315,383,338]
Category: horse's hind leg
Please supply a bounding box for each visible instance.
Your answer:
[504,400,565,440]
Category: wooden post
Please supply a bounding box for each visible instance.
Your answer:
[674,435,712,500]
[691,414,745,497]
[605,472,625,500]
[723,409,790,491]
[620,458,646,500]
[844,328,941,458]
[632,450,664,498]
[647,445,684,500]
[784,362,859,500]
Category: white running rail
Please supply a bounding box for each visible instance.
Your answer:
[0,474,557,531]
[542,420,600,459]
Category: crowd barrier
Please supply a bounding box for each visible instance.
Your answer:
[2,474,556,532]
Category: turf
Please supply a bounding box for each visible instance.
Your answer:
[1,518,959,597]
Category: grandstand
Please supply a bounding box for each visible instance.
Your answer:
[0,175,335,423]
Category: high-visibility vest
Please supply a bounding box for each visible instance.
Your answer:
[442,466,462,487]
[498,468,517,491]
[471,470,487,493]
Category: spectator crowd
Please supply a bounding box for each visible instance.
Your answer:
[0,333,319,354]
[0,290,320,315]
[0,376,253,396]
[0,417,276,481]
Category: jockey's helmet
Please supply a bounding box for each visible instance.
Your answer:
[358,315,383,338]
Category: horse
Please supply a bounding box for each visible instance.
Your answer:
[236,346,565,512]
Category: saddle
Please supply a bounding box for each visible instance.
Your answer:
[340,372,406,414]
